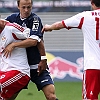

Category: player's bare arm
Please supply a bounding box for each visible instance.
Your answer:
[3,38,38,58]
[11,38,38,48]
[2,43,15,58]
[42,21,64,33]
[37,40,47,75]
[3,38,47,74]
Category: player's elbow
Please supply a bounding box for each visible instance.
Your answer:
[31,39,38,46]
[27,38,38,46]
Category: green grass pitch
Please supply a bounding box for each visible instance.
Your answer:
[16,81,83,100]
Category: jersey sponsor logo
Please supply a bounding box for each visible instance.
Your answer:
[32,17,39,31]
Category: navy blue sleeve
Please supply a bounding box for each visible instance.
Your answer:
[30,16,43,38]
[5,14,18,23]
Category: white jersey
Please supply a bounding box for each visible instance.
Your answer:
[0,22,30,76]
[62,9,100,70]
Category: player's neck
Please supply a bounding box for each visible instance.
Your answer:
[20,15,26,21]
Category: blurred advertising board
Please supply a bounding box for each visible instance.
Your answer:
[46,51,83,81]
[0,0,91,13]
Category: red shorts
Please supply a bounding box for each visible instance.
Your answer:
[82,69,100,100]
[0,70,30,99]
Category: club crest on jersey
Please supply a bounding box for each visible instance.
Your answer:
[1,35,6,42]
[1,35,6,51]
[32,17,39,31]
[1,35,6,41]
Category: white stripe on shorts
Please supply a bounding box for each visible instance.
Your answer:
[2,72,25,88]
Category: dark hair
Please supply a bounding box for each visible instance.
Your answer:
[17,0,33,6]
[91,0,100,7]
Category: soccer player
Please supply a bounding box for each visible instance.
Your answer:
[0,19,32,100]
[42,0,100,99]
[5,0,58,100]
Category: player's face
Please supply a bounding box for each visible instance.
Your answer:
[18,0,32,19]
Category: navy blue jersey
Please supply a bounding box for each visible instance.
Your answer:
[6,13,43,65]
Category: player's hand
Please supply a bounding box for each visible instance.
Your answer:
[42,24,52,33]
[2,43,15,58]
[37,59,47,76]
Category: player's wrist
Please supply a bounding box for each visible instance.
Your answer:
[41,56,47,60]
[11,42,16,48]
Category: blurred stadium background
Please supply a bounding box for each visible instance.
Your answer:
[0,0,92,99]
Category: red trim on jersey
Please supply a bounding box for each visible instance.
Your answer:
[12,33,20,40]
[62,20,71,30]
[62,17,84,30]
[6,23,24,32]
[5,22,12,26]
[62,20,66,28]
[78,17,84,29]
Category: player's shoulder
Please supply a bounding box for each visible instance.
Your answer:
[31,12,39,18]
[7,13,18,18]
[31,13,41,22]
[76,10,91,17]
[6,13,19,22]
[83,10,94,15]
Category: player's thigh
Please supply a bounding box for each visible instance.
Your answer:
[30,69,54,91]
[83,69,100,99]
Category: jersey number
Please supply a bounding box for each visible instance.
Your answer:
[95,17,99,40]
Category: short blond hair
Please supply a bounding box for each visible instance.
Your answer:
[17,0,33,6]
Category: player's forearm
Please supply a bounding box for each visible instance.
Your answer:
[50,21,64,30]
[42,21,64,32]
[13,38,38,48]
[37,40,46,56]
